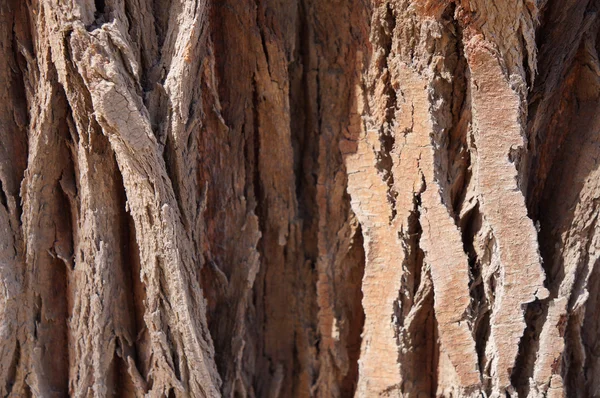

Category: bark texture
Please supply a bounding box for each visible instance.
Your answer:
[1,0,600,397]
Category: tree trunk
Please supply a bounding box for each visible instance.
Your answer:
[0,0,599,397]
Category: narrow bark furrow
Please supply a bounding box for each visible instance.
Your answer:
[21,65,73,397]
[0,2,29,395]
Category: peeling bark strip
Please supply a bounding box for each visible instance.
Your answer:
[2,0,600,397]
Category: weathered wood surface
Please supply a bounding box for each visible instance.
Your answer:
[0,0,599,397]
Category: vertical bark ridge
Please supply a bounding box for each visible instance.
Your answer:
[344,1,481,395]
[466,39,548,395]
[45,1,221,395]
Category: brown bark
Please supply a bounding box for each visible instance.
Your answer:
[1,0,600,397]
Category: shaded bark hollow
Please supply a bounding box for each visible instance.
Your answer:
[1,0,599,397]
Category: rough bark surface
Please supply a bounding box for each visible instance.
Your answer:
[1,0,600,397]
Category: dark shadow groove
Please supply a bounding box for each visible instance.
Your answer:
[340,224,366,398]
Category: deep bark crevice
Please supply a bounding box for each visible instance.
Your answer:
[4,341,20,396]
[0,180,8,210]
[339,224,366,398]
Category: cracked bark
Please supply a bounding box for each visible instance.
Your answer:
[1,0,600,397]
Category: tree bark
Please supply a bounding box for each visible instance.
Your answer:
[0,0,599,397]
